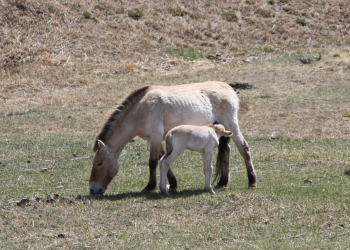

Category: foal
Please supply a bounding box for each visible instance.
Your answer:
[159,124,233,195]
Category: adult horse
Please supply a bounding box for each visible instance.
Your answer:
[89,81,257,195]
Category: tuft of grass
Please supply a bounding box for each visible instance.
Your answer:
[343,110,350,118]
[165,47,206,60]
[83,11,91,19]
[168,7,187,17]
[296,17,307,26]
[283,7,292,13]
[246,0,256,4]
[222,11,238,22]
[257,9,275,18]
[128,9,143,20]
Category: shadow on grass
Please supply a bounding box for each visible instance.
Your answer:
[344,170,350,176]
[77,188,209,201]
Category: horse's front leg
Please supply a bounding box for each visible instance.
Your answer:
[142,143,161,192]
[141,142,178,193]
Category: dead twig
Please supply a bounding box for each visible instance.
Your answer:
[278,232,307,240]
[329,231,350,240]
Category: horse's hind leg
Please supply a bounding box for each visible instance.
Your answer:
[231,133,257,188]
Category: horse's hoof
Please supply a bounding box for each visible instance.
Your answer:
[141,188,151,193]
[248,183,257,188]
[168,188,177,194]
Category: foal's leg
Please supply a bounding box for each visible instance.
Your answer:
[160,146,178,192]
[203,151,215,194]
[159,148,185,195]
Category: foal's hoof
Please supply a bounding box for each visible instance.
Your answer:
[248,183,257,188]
[160,190,170,196]
[207,189,215,194]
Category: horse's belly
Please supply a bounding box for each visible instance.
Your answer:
[163,97,216,130]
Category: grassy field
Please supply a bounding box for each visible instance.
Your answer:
[1,134,350,249]
[1,48,350,249]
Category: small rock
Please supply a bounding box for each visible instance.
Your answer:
[300,58,311,64]
[58,233,65,238]
[53,194,59,199]
[17,198,29,206]
[304,179,312,184]
[55,186,64,189]
[46,198,55,203]
[41,168,48,171]
[243,59,251,63]
[320,221,332,228]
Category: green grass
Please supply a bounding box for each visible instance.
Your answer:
[164,47,206,60]
[1,135,350,249]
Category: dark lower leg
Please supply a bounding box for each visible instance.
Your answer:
[243,141,257,187]
[167,168,178,192]
[142,158,158,192]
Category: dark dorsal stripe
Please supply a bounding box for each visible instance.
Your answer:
[93,86,150,152]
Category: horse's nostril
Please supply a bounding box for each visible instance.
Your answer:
[98,188,103,194]
[90,188,94,195]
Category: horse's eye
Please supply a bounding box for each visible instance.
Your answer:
[97,163,102,167]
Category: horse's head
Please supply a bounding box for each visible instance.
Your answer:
[214,124,233,138]
[89,140,119,195]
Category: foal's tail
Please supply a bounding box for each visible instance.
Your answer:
[213,136,230,184]
[163,133,173,161]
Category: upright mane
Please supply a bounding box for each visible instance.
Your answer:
[93,86,150,152]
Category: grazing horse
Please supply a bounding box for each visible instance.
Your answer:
[159,124,233,196]
[89,81,257,195]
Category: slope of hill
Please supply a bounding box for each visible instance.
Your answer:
[1,0,349,75]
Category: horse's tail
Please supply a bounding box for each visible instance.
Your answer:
[162,133,173,161]
[213,136,230,184]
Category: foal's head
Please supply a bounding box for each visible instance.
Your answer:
[212,124,233,138]
[89,140,119,195]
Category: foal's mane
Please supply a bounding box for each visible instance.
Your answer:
[93,86,150,152]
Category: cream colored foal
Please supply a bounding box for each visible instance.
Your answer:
[159,124,233,196]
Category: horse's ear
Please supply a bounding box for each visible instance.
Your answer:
[97,139,107,152]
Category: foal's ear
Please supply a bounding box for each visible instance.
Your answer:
[223,131,233,137]
[97,139,108,152]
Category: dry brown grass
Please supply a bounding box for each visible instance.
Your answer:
[1,0,350,138]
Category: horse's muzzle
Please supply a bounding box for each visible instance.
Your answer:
[89,181,105,195]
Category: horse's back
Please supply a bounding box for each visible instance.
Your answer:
[144,81,237,123]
